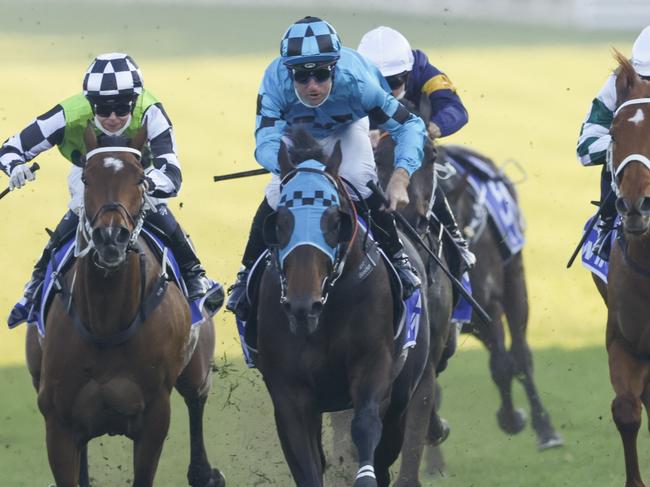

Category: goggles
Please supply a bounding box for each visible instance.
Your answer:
[386,71,409,90]
[292,65,334,84]
[93,101,133,117]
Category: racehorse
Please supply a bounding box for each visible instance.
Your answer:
[595,51,650,487]
[25,126,224,487]
[437,144,563,451]
[256,130,430,487]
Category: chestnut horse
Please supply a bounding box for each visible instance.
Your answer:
[595,51,650,487]
[256,131,430,487]
[25,127,224,487]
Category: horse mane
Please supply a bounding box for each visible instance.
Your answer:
[289,128,325,164]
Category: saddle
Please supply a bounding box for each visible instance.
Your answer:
[26,225,220,336]
[235,222,423,368]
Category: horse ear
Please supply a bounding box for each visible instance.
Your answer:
[614,48,638,104]
[326,141,343,176]
[129,127,147,152]
[84,122,98,153]
[279,141,293,178]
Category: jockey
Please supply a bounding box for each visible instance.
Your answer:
[226,16,427,317]
[2,52,221,326]
[577,25,650,260]
[357,26,476,267]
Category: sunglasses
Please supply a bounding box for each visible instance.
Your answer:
[292,66,333,84]
[93,102,133,117]
[386,72,409,90]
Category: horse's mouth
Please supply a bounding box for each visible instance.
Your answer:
[622,215,650,237]
[288,313,320,337]
[94,246,127,269]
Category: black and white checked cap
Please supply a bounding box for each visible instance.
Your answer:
[83,53,143,97]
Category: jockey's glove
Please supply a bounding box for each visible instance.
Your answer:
[386,168,410,212]
[428,122,442,140]
[9,163,35,190]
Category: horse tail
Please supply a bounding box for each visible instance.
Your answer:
[100,377,145,416]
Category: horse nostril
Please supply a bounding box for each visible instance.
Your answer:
[115,227,131,245]
[311,301,324,316]
[616,197,630,215]
[92,228,106,246]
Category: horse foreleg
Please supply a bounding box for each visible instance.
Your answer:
[608,338,649,487]
[132,395,171,487]
[269,385,324,487]
[176,324,225,487]
[79,444,90,487]
[394,358,435,487]
[44,417,80,487]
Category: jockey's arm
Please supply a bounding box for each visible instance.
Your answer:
[362,82,426,177]
[576,75,616,167]
[254,65,288,175]
[418,62,468,138]
[0,104,65,177]
[142,103,182,198]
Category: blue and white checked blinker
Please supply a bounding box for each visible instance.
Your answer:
[277,160,340,267]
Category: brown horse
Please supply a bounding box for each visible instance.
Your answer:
[256,131,430,487]
[596,51,650,487]
[25,127,224,487]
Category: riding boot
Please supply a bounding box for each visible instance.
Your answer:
[365,193,421,299]
[593,176,617,261]
[432,185,476,268]
[226,198,274,318]
[8,211,78,327]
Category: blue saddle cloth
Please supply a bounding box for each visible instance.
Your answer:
[445,148,525,258]
[235,219,423,368]
[451,272,473,324]
[22,228,219,336]
[581,214,616,284]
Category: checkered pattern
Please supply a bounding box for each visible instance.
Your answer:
[280,17,341,67]
[0,105,65,175]
[83,53,143,97]
[279,189,338,208]
[577,74,616,167]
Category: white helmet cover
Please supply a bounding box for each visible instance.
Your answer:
[357,26,414,77]
[632,25,650,77]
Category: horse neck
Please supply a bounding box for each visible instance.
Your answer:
[74,242,156,335]
[624,234,650,269]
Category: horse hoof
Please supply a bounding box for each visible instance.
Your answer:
[428,417,450,446]
[538,433,564,450]
[205,469,226,487]
[497,407,527,434]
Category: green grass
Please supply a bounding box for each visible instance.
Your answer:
[0,2,644,486]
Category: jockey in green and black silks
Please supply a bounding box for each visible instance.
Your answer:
[1,52,223,327]
[576,26,650,260]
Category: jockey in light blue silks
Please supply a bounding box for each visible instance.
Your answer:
[358,26,476,268]
[577,25,650,260]
[226,16,428,319]
[1,53,223,326]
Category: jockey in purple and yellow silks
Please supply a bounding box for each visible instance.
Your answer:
[357,26,475,267]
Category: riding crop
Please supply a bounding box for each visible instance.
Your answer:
[0,162,40,201]
[213,168,269,182]
[367,180,492,326]
[566,190,613,268]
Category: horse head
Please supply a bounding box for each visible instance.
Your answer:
[264,129,354,336]
[81,124,148,268]
[610,50,650,237]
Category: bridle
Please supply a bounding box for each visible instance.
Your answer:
[272,166,358,307]
[609,98,650,192]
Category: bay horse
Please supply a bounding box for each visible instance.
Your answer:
[25,126,224,487]
[437,144,563,451]
[256,130,430,487]
[595,51,650,487]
